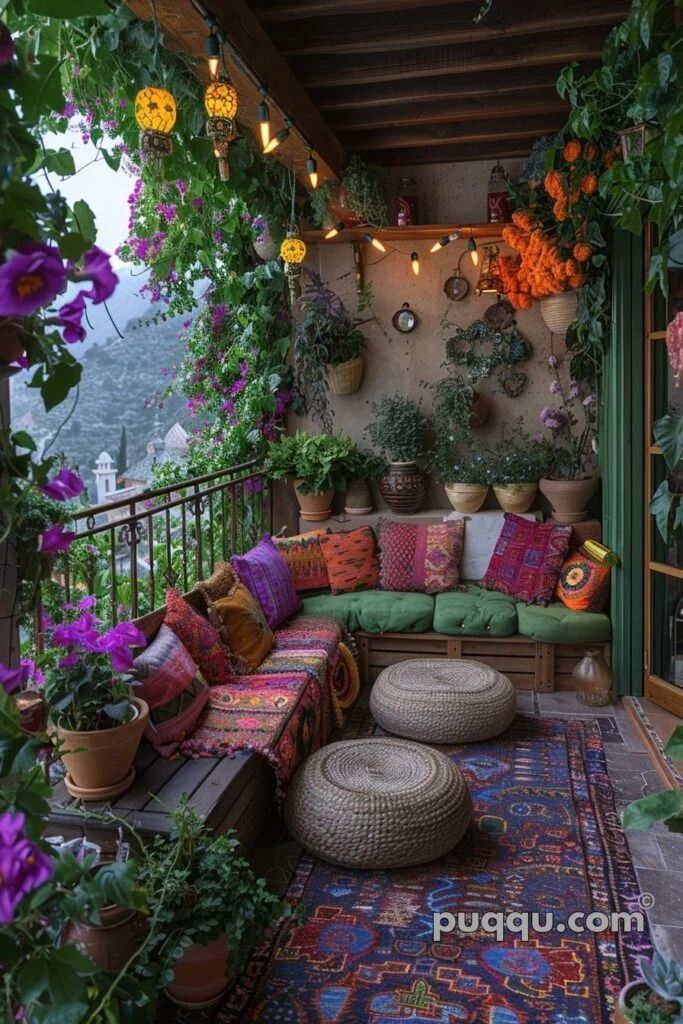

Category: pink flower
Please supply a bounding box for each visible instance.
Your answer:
[55,293,87,343]
[77,595,97,611]
[39,466,84,502]
[540,406,566,432]
[0,812,54,924]
[0,244,66,317]
[39,524,76,554]
[78,247,118,304]
[547,354,558,369]
[0,663,22,694]
[0,23,15,64]
[549,379,561,394]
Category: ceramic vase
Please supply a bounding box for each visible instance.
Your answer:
[379,462,426,515]
[572,649,612,706]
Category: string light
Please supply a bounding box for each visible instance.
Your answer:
[325,222,345,240]
[363,232,385,252]
[263,119,291,154]
[468,236,479,266]
[205,30,220,79]
[411,251,420,276]
[429,231,461,254]
[307,149,318,189]
[257,86,271,150]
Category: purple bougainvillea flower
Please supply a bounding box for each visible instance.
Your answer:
[39,466,85,502]
[0,663,22,694]
[20,658,44,686]
[0,24,15,64]
[96,621,146,670]
[0,812,54,924]
[0,245,66,317]
[78,247,118,304]
[39,524,76,554]
[77,595,96,611]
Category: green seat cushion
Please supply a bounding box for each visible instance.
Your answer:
[516,601,611,644]
[433,585,518,637]
[301,590,435,634]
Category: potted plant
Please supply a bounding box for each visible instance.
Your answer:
[364,394,430,515]
[309,155,388,229]
[140,802,290,1009]
[614,954,683,1024]
[649,413,683,548]
[430,437,491,513]
[39,601,148,799]
[265,430,356,521]
[537,363,599,522]
[487,422,553,513]
[341,447,387,515]
[294,272,368,431]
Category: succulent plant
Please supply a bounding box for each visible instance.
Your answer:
[640,954,683,1008]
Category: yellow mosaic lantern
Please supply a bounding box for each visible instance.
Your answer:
[135,86,177,164]
[280,230,306,301]
[203,76,239,181]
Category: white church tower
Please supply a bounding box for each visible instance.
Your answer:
[94,451,117,505]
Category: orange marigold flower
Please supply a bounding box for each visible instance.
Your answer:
[573,242,592,262]
[584,142,599,161]
[563,139,582,163]
[565,258,580,276]
[580,173,599,196]
[568,189,581,205]
[568,275,585,289]
[553,200,568,222]
[544,170,565,200]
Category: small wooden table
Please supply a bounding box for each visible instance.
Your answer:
[48,741,273,855]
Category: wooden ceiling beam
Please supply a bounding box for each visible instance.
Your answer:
[328,90,568,130]
[296,31,610,87]
[276,3,626,56]
[251,0,469,22]
[358,139,535,166]
[124,0,346,182]
[343,114,565,151]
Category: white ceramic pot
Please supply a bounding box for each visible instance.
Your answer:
[539,290,578,334]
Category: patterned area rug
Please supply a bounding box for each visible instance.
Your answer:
[218,712,651,1024]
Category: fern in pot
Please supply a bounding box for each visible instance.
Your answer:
[265,431,356,521]
[364,394,430,515]
[309,156,388,229]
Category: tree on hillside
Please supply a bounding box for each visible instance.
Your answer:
[117,425,127,479]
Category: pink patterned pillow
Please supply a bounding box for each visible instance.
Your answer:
[481,513,572,605]
[377,518,465,594]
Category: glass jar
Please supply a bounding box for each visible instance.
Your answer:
[396,177,418,226]
[487,162,510,223]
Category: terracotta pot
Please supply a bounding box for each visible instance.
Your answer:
[165,935,231,1009]
[55,697,148,801]
[379,461,426,515]
[573,649,612,707]
[65,902,148,973]
[294,480,334,522]
[252,221,279,261]
[326,184,360,228]
[326,356,363,395]
[539,290,578,334]
[539,476,599,523]
[445,482,489,514]
[470,391,490,428]
[16,689,47,735]
[493,483,537,514]
[345,478,373,515]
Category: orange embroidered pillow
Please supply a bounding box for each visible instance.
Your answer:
[555,546,611,613]
[202,580,275,673]
[273,529,330,593]
[318,527,379,595]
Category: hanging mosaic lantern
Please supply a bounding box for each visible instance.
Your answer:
[135,86,177,166]
[280,230,306,302]
[204,75,238,181]
[475,244,503,296]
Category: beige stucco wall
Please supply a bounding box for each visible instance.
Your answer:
[291,158,568,509]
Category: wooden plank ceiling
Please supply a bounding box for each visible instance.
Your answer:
[246,0,627,166]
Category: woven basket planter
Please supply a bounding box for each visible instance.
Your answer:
[539,290,578,334]
[370,658,516,744]
[284,737,472,869]
[326,356,363,395]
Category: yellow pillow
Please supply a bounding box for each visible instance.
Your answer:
[203,580,274,673]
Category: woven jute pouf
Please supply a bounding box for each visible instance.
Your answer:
[370,658,516,744]
[284,737,472,869]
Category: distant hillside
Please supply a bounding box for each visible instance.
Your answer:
[10,304,191,500]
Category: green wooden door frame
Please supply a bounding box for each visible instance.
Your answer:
[601,229,644,695]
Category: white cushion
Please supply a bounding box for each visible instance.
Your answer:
[443,509,541,580]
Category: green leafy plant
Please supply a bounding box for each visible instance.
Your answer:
[429,437,492,485]
[486,422,553,484]
[621,955,683,1022]
[621,727,683,832]
[625,992,682,1023]
[341,447,387,482]
[649,414,683,545]
[265,431,357,494]
[308,156,388,227]
[364,394,430,463]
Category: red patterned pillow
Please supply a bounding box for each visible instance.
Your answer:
[378,518,465,594]
[318,527,379,595]
[164,588,236,684]
[481,513,572,605]
[273,530,330,593]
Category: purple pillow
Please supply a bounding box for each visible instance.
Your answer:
[231,535,302,628]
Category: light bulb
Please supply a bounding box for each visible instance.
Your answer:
[363,232,385,252]
[263,124,290,154]
[411,251,420,276]
[325,222,345,240]
[205,32,220,79]
[258,101,271,149]
[307,153,318,189]
[468,237,479,266]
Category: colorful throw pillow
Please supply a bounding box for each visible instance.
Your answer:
[231,535,302,629]
[377,518,465,594]
[132,624,209,756]
[196,560,236,603]
[164,587,236,685]
[273,530,330,593]
[481,513,572,606]
[556,546,611,612]
[201,580,275,673]
[318,527,379,595]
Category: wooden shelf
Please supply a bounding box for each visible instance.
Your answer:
[301,223,508,244]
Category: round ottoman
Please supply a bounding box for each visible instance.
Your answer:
[370,658,516,744]
[284,737,472,869]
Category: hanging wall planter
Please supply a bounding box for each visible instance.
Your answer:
[252,219,279,261]
[326,355,364,395]
[539,290,578,334]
